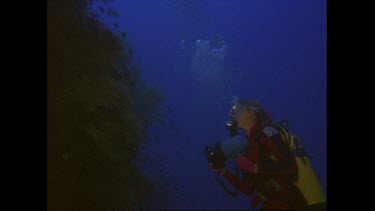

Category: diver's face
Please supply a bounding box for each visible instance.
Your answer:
[236,110,248,128]
[237,110,256,130]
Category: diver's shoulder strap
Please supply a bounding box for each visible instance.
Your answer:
[275,123,308,159]
[273,122,293,146]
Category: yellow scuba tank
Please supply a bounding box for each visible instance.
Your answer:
[278,126,326,206]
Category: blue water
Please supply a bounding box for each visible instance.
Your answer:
[94,0,326,209]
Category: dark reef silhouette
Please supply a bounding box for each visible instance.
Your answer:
[48,0,167,210]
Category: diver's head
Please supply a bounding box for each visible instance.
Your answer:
[209,34,224,50]
[228,100,272,133]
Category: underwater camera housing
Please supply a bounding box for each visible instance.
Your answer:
[204,120,244,169]
[226,120,238,137]
[205,135,249,169]
[205,143,226,169]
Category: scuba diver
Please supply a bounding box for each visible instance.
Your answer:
[193,35,226,60]
[208,34,225,52]
[205,100,326,210]
[191,35,227,86]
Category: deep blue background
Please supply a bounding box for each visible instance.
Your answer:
[96,0,326,209]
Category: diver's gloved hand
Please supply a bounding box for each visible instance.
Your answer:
[236,156,258,173]
[208,163,226,176]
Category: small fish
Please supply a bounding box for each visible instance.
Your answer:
[121,32,127,37]
[112,10,118,16]
[99,6,105,13]
[106,11,111,16]
[114,23,118,28]
[129,48,133,56]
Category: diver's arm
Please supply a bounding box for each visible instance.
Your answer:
[256,134,298,176]
[221,169,254,195]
